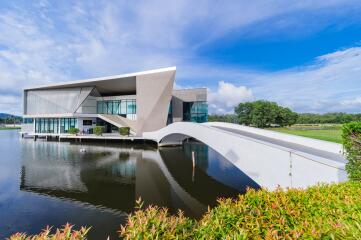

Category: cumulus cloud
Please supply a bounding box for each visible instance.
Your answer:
[0,1,360,114]
[341,97,361,107]
[208,81,254,114]
[249,47,361,113]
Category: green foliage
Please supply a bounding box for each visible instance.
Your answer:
[120,199,194,239]
[68,128,79,135]
[0,114,22,125]
[297,112,361,124]
[119,127,130,136]
[0,127,21,130]
[93,126,104,136]
[120,182,361,239]
[342,122,361,180]
[235,100,298,128]
[9,223,90,240]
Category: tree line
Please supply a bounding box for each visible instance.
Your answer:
[297,112,361,124]
[208,100,361,128]
[0,116,22,125]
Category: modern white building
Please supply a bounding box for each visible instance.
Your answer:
[21,67,207,136]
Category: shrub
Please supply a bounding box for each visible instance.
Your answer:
[342,122,361,180]
[9,223,90,240]
[68,128,79,135]
[119,127,130,136]
[93,126,104,136]
[120,182,361,239]
[119,199,194,239]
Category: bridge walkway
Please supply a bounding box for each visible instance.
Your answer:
[213,126,346,164]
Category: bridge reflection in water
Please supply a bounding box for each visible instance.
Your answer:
[20,140,259,220]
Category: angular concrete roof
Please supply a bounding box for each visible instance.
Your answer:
[24,66,176,95]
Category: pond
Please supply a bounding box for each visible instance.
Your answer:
[0,130,259,239]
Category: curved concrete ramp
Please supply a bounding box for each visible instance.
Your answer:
[143,122,348,190]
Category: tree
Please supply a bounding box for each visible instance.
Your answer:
[275,107,298,127]
[234,100,298,128]
[234,102,253,126]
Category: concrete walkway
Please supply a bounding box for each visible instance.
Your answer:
[213,126,347,164]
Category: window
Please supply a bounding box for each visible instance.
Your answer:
[59,118,77,133]
[183,101,208,123]
[83,120,92,126]
[23,118,34,124]
[126,100,136,114]
[97,99,136,117]
[35,118,59,133]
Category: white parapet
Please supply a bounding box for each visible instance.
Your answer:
[143,122,347,190]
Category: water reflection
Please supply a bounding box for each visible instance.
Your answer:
[1,132,259,238]
[20,141,259,219]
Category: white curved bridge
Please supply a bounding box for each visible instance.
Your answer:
[143,122,348,190]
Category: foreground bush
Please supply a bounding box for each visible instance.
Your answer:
[119,127,130,136]
[9,223,90,240]
[120,182,361,239]
[119,200,194,239]
[342,122,361,180]
[68,128,79,135]
[93,126,104,136]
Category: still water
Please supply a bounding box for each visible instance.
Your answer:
[0,130,259,239]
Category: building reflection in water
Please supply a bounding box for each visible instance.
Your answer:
[20,140,259,218]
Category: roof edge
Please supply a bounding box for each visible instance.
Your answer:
[24,66,176,91]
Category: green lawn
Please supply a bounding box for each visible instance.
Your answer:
[269,124,342,143]
[0,126,21,130]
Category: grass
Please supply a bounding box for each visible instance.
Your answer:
[269,124,342,143]
[0,126,21,130]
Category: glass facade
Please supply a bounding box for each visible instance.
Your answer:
[97,100,136,117]
[183,101,208,123]
[35,118,59,133]
[60,118,77,133]
[23,118,34,124]
[35,118,77,134]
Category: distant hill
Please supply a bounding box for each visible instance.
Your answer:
[0,113,21,119]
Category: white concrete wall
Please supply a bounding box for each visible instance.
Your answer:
[144,122,347,190]
[77,117,97,133]
[205,122,343,154]
[76,95,97,114]
[25,87,93,115]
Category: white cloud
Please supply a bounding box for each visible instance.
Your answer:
[341,97,361,107]
[208,81,254,114]
[0,1,360,115]
[249,47,361,113]
[0,95,21,115]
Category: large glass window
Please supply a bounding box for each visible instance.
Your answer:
[60,118,77,133]
[35,118,59,133]
[183,101,208,123]
[97,99,136,117]
[126,100,136,114]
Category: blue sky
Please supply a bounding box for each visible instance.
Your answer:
[1,0,361,115]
